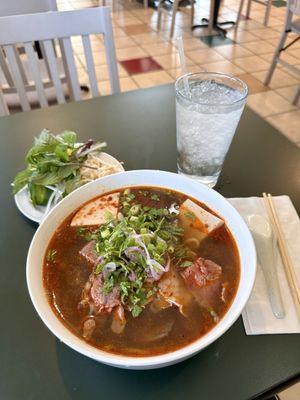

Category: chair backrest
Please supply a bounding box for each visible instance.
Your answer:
[0,7,120,116]
[0,0,57,16]
[289,0,300,15]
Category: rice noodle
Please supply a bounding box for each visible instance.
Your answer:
[80,153,123,184]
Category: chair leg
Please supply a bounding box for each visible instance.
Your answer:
[143,0,148,8]
[190,0,195,27]
[264,0,272,26]
[246,0,251,19]
[170,0,180,38]
[157,0,163,31]
[235,0,245,31]
[292,85,300,105]
[264,29,288,85]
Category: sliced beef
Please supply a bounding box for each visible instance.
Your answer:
[78,272,120,318]
[79,240,99,266]
[90,274,120,313]
[180,257,222,310]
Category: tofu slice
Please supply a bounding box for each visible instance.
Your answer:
[179,199,224,243]
[71,193,119,227]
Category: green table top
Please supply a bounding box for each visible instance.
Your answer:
[0,84,299,400]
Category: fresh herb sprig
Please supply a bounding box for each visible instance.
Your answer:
[12,129,106,206]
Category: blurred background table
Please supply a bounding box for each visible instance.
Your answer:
[0,84,299,400]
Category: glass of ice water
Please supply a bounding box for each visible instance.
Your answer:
[175,72,248,188]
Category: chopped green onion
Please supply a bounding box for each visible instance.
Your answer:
[180,261,193,268]
[84,191,189,317]
[185,212,196,221]
[46,249,57,262]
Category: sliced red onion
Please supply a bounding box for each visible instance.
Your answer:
[96,256,104,265]
[78,141,107,158]
[124,246,144,261]
[76,139,94,157]
[128,270,136,282]
[132,235,151,260]
[149,259,165,272]
[156,236,166,245]
[169,203,179,215]
[102,262,117,278]
[146,267,162,282]
[146,259,166,281]
[130,233,169,281]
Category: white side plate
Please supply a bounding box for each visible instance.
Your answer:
[14,152,124,224]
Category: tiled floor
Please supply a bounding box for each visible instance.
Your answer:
[61,3,300,399]
[58,0,300,147]
[280,382,300,400]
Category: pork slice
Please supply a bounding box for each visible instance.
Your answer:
[158,265,193,316]
[71,193,119,227]
[150,296,172,313]
[82,317,96,340]
[111,305,126,334]
[79,240,99,265]
[181,257,222,310]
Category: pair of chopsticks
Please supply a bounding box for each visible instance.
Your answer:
[262,193,300,318]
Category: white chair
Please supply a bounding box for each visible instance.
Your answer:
[157,0,195,38]
[0,7,120,116]
[98,0,117,13]
[235,0,273,29]
[264,0,300,105]
[98,0,148,11]
[0,0,57,16]
[0,0,61,109]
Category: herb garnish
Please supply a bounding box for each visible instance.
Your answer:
[46,249,57,262]
[12,129,106,206]
[150,194,160,201]
[79,192,188,317]
[180,261,193,268]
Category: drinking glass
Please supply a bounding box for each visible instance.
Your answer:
[175,72,248,188]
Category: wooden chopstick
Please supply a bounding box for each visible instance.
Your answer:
[262,192,300,317]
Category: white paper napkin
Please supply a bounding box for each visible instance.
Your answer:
[228,196,300,335]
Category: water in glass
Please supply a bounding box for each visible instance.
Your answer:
[176,73,248,188]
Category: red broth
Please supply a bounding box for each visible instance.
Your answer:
[43,187,240,356]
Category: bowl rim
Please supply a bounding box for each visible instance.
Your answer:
[26,170,256,368]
